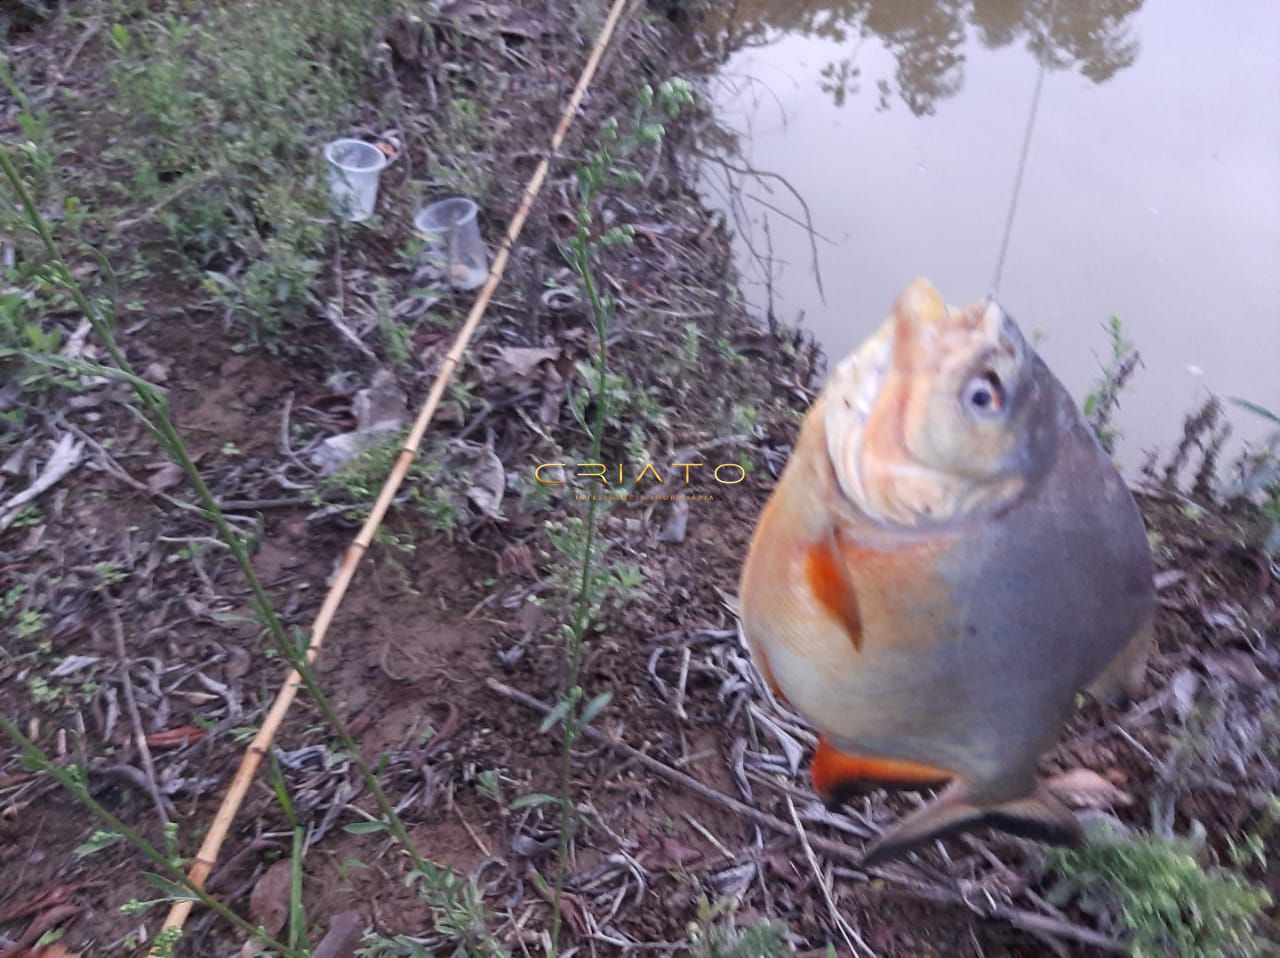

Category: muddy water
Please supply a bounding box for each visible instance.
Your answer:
[699,0,1280,465]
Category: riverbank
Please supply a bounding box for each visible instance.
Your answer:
[1,2,1275,955]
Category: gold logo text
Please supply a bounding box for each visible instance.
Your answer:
[534,462,746,486]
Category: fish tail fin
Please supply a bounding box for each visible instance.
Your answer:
[861,781,1083,867]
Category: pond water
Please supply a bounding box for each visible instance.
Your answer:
[698,0,1279,467]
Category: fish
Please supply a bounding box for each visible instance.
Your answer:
[738,278,1154,865]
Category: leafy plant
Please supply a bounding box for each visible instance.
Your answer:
[540,516,646,622]
[360,861,508,957]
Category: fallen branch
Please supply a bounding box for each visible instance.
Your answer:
[0,433,82,531]
[486,677,863,863]
[862,867,1127,954]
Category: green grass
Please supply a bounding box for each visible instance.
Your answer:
[104,0,391,340]
[1,139,484,954]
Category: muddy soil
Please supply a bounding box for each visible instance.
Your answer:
[1,2,1277,957]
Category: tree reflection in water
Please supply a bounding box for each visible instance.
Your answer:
[706,0,1144,116]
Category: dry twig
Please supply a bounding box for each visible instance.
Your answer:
[785,794,876,957]
[106,602,173,825]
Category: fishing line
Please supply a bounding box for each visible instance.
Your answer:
[989,0,1060,299]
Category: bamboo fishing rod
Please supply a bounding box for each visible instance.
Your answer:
[153,0,636,942]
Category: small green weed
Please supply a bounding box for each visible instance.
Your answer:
[2,102,469,958]
[310,432,463,535]
[361,861,508,957]
[686,896,793,957]
[1045,830,1273,957]
[73,827,125,859]
[1226,398,1280,556]
[1083,315,1139,455]
[540,515,646,624]
[539,76,692,953]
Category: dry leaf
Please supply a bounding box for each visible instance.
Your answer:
[312,911,364,958]
[496,541,536,578]
[28,944,80,958]
[655,836,703,869]
[147,462,185,493]
[1168,667,1200,723]
[0,433,83,532]
[658,497,688,543]
[437,1,514,25]
[1201,650,1267,688]
[489,345,559,381]
[1046,768,1133,809]
[249,859,294,938]
[354,369,407,433]
[310,371,407,474]
[538,362,567,427]
[445,440,504,516]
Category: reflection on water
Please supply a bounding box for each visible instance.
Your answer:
[700,0,1280,464]
[708,0,1143,114]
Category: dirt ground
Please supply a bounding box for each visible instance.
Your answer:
[1,2,1278,956]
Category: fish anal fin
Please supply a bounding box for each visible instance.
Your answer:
[812,737,952,807]
[805,529,863,650]
[861,782,1084,867]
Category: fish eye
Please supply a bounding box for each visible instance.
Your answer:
[962,371,1005,416]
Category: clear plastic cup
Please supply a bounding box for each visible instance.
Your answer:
[413,197,488,291]
[324,139,388,222]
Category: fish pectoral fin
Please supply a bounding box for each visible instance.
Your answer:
[812,737,952,807]
[861,781,1083,867]
[804,527,863,651]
